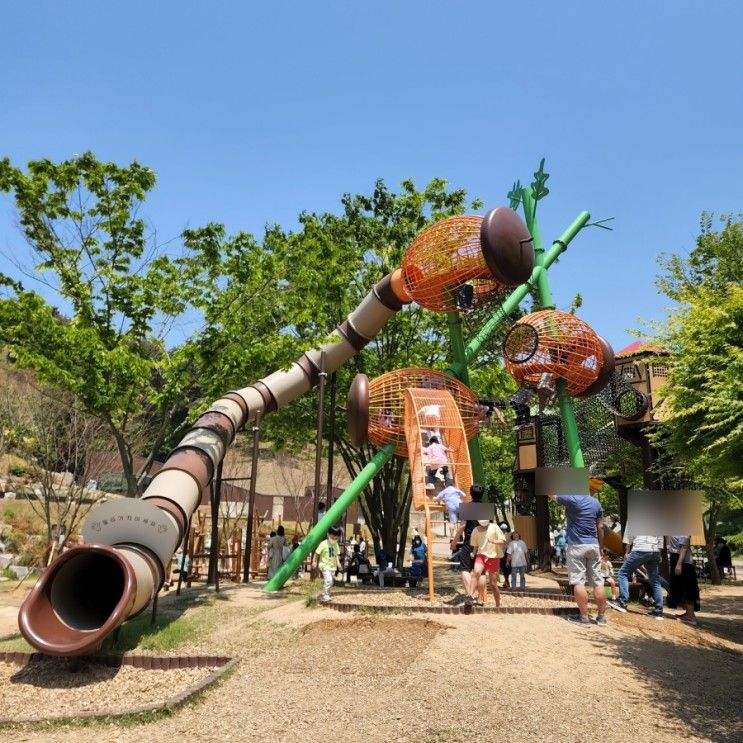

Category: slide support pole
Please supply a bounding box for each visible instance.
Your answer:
[264,443,396,591]
[446,311,485,485]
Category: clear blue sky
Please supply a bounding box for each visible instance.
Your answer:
[1,1,742,352]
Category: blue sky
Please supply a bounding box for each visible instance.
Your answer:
[1,1,741,352]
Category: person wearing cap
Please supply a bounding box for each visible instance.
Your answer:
[469,520,507,606]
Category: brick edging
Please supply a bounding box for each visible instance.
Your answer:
[0,652,233,669]
[325,602,577,616]
[0,654,238,725]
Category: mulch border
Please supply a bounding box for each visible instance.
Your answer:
[325,599,578,616]
[0,652,239,725]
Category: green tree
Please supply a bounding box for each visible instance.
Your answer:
[0,154,209,495]
[650,214,743,582]
[261,178,522,565]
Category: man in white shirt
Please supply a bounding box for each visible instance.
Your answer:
[608,533,665,619]
[506,533,530,592]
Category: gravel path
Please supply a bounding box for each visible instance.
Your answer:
[0,660,215,721]
[1,582,741,743]
[328,587,571,609]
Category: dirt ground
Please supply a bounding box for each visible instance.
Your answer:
[0,579,741,743]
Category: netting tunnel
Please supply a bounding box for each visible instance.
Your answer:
[400,207,534,313]
[503,310,614,396]
[347,368,482,455]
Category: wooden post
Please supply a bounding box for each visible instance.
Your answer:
[312,352,328,525]
[243,414,262,582]
[424,503,435,602]
[326,370,337,519]
[207,460,223,590]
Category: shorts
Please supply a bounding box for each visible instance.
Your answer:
[566,544,603,587]
[458,548,473,572]
[447,509,459,525]
[475,554,500,574]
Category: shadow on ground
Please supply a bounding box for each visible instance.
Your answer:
[592,630,742,743]
[10,656,120,688]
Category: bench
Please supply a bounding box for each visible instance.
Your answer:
[352,568,424,588]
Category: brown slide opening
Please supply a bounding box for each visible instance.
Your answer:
[18,545,137,656]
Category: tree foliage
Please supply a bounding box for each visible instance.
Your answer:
[652,215,743,492]
[0,154,213,495]
[260,179,520,563]
[650,214,743,582]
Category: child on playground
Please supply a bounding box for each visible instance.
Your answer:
[469,520,507,606]
[434,484,465,537]
[600,549,619,599]
[313,526,342,603]
[422,435,453,489]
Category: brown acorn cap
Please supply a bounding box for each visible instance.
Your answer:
[347,373,370,447]
[576,335,616,397]
[480,206,534,286]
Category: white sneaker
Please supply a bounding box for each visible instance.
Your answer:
[425,483,435,490]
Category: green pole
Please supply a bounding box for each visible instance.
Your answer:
[446,210,591,377]
[264,443,395,592]
[520,186,585,469]
[446,312,486,484]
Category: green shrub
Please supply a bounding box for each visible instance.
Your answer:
[725,531,743,554]
[8,463,28,477]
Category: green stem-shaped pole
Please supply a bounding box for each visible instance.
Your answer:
[264,443,395,592]
[446,210,591,378]
[521,186,585,469]
[446,312,485,484]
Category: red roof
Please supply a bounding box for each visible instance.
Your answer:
[615,341,662,358]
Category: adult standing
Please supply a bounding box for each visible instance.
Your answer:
[507,532,529,592]
[450,483,485,603]
[555,529,567,567]
[410,535,427,579]
[267,525,286,580]
[549,494,607,625]
[667,535,700,626]
[499,521,512,589]
[608,533,664,619]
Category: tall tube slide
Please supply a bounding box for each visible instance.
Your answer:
[18,273,411,656]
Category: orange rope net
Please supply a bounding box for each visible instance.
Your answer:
[503,310,606,396]
[401,216,504,312]
[404,388,473,512]
[367,368,481,456]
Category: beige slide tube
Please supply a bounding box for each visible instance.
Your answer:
[18,272,410,655]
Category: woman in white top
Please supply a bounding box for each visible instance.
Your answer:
[267,525,286,579]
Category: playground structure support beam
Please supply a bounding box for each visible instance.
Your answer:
[264,443,396,592]
[446,311,485,484]
[448,210,591,378]
[521,186,586,470]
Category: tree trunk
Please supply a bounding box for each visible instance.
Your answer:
[705,501,722,585]
[109,423,139,497]
[336,434,411,568]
